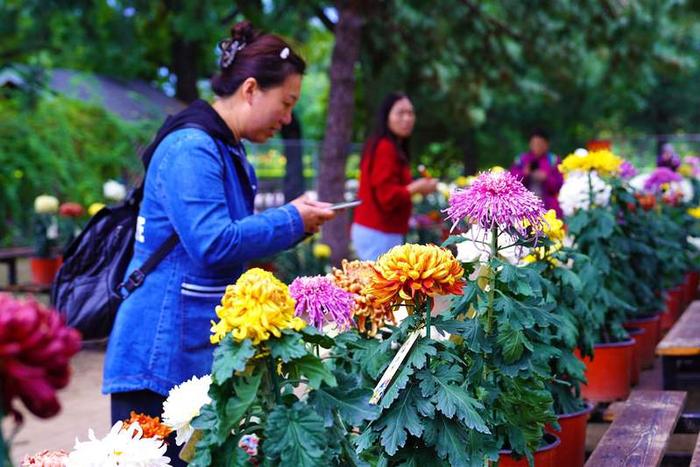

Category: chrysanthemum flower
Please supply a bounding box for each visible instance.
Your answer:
[558,149,624,176]
[161,374,212,446]
[67,422,170,466]
[210,268,306,346]
[368,244,465,306]
[455,226,521,264]
[558,171,611,216]
[289,275,355,331]
[21,449,69,467]
[644,167,683,192]
[445,170,546,238]
[123,412,172,441]
[688,207,700,219]
[619,160,638,180]
[331,260,395,336]
[522,210,565,264]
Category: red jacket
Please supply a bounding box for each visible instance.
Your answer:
[353,137,413,234]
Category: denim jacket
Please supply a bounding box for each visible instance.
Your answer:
[103,128,304,396]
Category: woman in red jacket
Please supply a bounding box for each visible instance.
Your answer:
[351,92,437,260]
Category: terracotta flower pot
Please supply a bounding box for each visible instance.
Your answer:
[688,271,699,300]
[30,256,62,285]
[670,287,685,320]
[497,434,561,467]
[661,290,681,332]
[625,327,645,386]
[624,314,661,368]
[576,339,635,403]
[545,404,593,467]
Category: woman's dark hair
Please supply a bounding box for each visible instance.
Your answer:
[211,21,306,97]
[365,92,412,164]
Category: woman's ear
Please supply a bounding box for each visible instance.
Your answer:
[240,77,259,106]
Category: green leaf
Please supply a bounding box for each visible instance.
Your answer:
[416,366,489,434]
[380,338,437,408]
[441,235,467,247]
[496,325,532,363]
[424,415,481,467]
[223,372,263,431]
[212,337,256,384]
[376,384,425,455]
[288,354,337,389]
[270,332,307,363]
[300,326,335,348]
[308,384,380,427]
[263,402,328,466]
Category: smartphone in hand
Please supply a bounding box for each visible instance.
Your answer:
[328,200,362,211]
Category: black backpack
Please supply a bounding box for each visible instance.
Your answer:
[52,121,216,340]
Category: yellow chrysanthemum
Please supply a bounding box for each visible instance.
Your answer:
[368,244,465,306]
[522,210,565,264]
[313,243,332,259]
[455,176,473,187]
[210,268,306,346]
[679,164,694,178]
[88,202,106,216]
[688,207,700,219]
[558,149,624,177]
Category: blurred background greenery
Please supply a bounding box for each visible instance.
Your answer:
[2,0,700,253]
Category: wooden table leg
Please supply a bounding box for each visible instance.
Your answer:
[662,356,679,390]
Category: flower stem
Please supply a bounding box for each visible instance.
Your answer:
[588,171,594,208]
[425,296,432,367]
[266,356,281,405]
[486,224,498,335]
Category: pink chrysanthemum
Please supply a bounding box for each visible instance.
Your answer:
[445,170,546,238]
[619,160,637,180]
[289,276,355,330]
[644,167,682,192]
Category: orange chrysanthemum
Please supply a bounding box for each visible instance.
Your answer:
[368,244,465,306]
[123,411,173,440]
[331,259,395,336]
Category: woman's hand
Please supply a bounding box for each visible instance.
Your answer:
[407,177,438,195]
[290,196,336,233]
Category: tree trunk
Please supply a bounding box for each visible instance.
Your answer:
[281,112,305,202]
[318,1,365,266]
[461,129,479,175]
[171,36,199,103]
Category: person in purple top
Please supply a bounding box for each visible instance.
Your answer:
[509,128,564,217]
[657,142,681,171]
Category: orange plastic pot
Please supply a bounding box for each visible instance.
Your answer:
[30,256,62,285]
[624,314,660,368]
[545,404,593,467]
[661,290,680,332]
[576,339,634,403]
[625,327,645,386]
[497,434,560,467]
[688,271,699,300]
[670,287,685,320]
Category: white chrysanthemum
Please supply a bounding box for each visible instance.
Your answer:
[558,171,611,216]
[678,179,694,203]
[103,180,127,202]
[455,225,521,264]
[67,422,170,466]
[161,374,212,446]
[688,236,700,251]
[629,172,650,193]
[34,195,59,214]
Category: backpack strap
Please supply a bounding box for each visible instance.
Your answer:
[116,123,226,299]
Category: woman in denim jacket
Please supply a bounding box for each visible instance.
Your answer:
[103,21,334,462]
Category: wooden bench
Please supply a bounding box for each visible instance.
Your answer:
[586,390,686,466]
[0,246,34,286]
[692,435,700,467]
[657,301,700,390]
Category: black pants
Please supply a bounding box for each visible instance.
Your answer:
[111,390,187,467]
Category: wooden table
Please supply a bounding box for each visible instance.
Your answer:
[657,301,700,390]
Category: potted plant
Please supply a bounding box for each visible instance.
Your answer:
[31,194,62,285]
[188,268,378,466]
[443,170,560,465]
[558,149,635,402]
